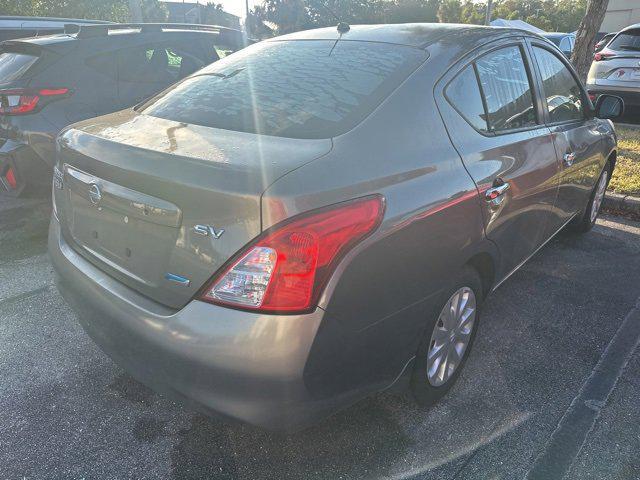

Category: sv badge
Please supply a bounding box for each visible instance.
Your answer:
[193,224,225,239]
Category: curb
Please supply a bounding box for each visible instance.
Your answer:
[603,192,640,214]
[614,122,640,130]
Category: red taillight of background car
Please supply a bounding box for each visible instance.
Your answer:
[200,195,385,313]
[0,88,70,115]
[3,167,17,189]
[593,52,614,62]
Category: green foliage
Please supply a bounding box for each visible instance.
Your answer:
[253,0,588,36]
[490,0,587,32]
[141,0,169,22]
[0,0,168,23]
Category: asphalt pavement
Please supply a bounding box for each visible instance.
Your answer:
[0,197,639,480]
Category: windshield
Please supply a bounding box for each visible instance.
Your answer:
[609,29,640,51]
[0,50,39,83]
[140,40,427,139]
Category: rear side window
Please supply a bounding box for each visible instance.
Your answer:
[117,45,205,83]
[475,46,537,132]
[532,46,584,123]
[609,29,640,51]
[446,65,487,131]
[0,51,39,82]
[141,40,428,139]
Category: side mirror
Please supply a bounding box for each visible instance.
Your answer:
[594,94,624,119]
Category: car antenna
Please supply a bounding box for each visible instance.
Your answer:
[311,1,350,34]
[337,21,350,33]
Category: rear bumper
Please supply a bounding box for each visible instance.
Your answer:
[586,84,640,108]
[0,139,51,194]
[49,217,354,430]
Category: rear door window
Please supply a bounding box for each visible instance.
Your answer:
[446,64,488,132]
[532,46,584,124]
[118,45,205,83]
[609,29,640,51]
[475,45,538,132]
[140,40,428,139]
[0,50,39,82]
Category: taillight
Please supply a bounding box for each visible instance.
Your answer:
[0,88,70,115]
[2,167,17,189]
[593,52,614,62]
[200,195,385,313]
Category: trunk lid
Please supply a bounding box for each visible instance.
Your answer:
[593,49,640,86]
[55,110,332,308]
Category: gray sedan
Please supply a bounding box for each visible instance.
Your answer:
[49,24,622,430]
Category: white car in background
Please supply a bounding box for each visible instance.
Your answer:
[587,23,640,114]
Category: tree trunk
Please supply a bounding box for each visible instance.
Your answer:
[128,0,143,22]
[571,0,610,84]
[485,0,493,26]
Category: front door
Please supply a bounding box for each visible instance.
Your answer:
[437,41,560,279]
[528,42,605,231]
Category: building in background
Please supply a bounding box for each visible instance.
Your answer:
[161,2,240,29]
[601,0,640,32]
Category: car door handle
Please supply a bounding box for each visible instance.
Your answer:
[563,152,576,167]
[485,182,510,207]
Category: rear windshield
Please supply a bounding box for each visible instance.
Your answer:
[140,40,427,139]
[0,50,39,83]
[609,29,640,51]
[545,36,562,47]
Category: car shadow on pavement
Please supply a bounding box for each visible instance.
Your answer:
[0,195,51,262]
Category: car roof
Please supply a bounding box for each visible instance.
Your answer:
[268,23,543,49]
[620,23,640,33]
[0,16,113,28]
[541,32,573,39]
[0,27,228,53]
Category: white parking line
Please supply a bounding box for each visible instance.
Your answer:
[525,295,640,480]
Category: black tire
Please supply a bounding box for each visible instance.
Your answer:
[569,163,610,234]
[410,266,483,406]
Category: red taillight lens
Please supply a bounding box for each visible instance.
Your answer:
[0,88,70,115]
[593,52,614,62]
[4,167,17,189]
[200,195,385,313]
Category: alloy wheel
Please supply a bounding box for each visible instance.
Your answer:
[426,287,476,387]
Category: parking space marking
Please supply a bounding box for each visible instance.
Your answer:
[525,295,640,480]
[0,285,51,309]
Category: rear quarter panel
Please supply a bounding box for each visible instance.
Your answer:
[261,59,494,398]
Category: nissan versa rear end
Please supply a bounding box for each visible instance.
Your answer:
[50,24,620,430]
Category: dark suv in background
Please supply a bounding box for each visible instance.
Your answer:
[0,16,112,42]
[0,23,246,195]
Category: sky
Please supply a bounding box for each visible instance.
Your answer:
[216,0,261,19]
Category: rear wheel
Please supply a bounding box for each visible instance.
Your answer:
[570,164,610,233]
[410,267,482,405]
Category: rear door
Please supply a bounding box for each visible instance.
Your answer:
[437,39,559,279]
[528,40,605,231]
